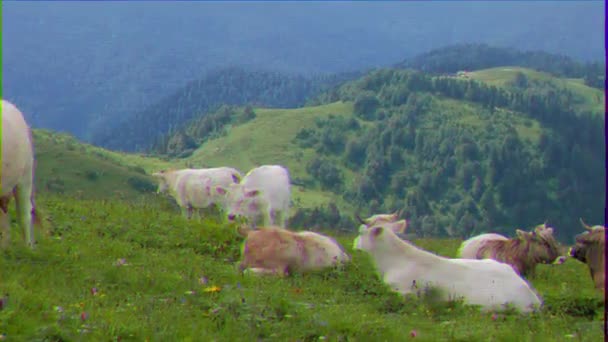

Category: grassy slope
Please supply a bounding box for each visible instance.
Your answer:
[187,101,357,214]
[32,130,168,201]
[0,195,603,341]
[466,66,605,115]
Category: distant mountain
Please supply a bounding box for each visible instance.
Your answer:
[2,1,603,142]
[395,44,605,86]
[91,67,357,152]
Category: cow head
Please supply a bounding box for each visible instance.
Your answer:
[354,219,407,250]
[569,219,606,264]
[151,170,170,194]
[515,223,561,264]
[216,183,263,223]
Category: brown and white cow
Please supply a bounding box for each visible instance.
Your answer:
[458,223,563,278]
[569,219,605,293]
[237,225,350,276]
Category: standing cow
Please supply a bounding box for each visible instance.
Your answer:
[1,99,38,248]
[152,167,243,219]
[458,223,563,278]
[216,165,291,228]
[569,219,605,293]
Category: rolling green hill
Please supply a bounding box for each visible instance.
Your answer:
[32,130,172,200]
[151,65,605,240]
[465,67,604,115]
[187,102,358,214]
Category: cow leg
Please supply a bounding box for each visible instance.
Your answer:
[0,197,10,248]
[0,211,9,249]
[14,183,35,248]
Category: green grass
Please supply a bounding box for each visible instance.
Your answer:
[33,130,162,200]
[1,194,604,341]
[466,67,605,115]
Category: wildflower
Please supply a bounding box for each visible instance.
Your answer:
[491,313,498,321]
[54,306,64,313]
[115,258,128,266]
[199,276,208,285]
[91,287,99,296]
[203,286,221,293]
[80,312,88,322]
[410,330,417,338]
[185,290,196,295]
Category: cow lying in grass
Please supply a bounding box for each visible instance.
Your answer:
[354,221,542,313]
[457,223,563,278]
[152,167,243,219]
[237,225,350,276]
[569,219,605,293]
[1,100,40,248]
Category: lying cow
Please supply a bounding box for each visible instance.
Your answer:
[237,225,350,276]
[216,165,291,228]
[152,167,243,219]
[569,219,605,293]
[457,223,563,277]
[354,221,542,313]
[1,100,40,248]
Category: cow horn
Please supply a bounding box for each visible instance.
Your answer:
[579,218,593,231]
[355,214,366,225]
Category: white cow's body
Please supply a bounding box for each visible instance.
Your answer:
[354,224,542,313]
[217,165,291,227]
[1,99,36,248]
[458,233,508,259]
[153,167,242,219]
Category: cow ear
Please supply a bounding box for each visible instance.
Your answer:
[245,189,260,198]
[216,186,227,195]
[397,219,408,234]
[232,173,241,183]
[371,226,383,238]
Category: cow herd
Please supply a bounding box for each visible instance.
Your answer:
[1,99,606,315]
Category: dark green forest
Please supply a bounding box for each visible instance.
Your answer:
[395,43,606,89]
[298,68,605,240]
[93,68,358,152]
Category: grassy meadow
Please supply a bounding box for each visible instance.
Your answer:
[1,66,605,340]
[0,193,604,341]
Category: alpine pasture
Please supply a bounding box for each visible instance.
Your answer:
[0,128,604,341]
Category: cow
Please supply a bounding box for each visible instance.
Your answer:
[569,218,605,292]
[152,167,243,219]
[216,165,291,228]
[1,99,39,248]
[237,225,350,276]
[353,221,542,313]
[457,223,563,278]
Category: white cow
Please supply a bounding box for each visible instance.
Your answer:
[1,99,37,248]
[216,165,291,228]
[354,222,543,313]
[458,233,508,259]
[152,167,243,219]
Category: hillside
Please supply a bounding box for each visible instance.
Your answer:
[1,194,603,340]
[32,130,171,200]
[464,67,604,115]
[156,65,605,241]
